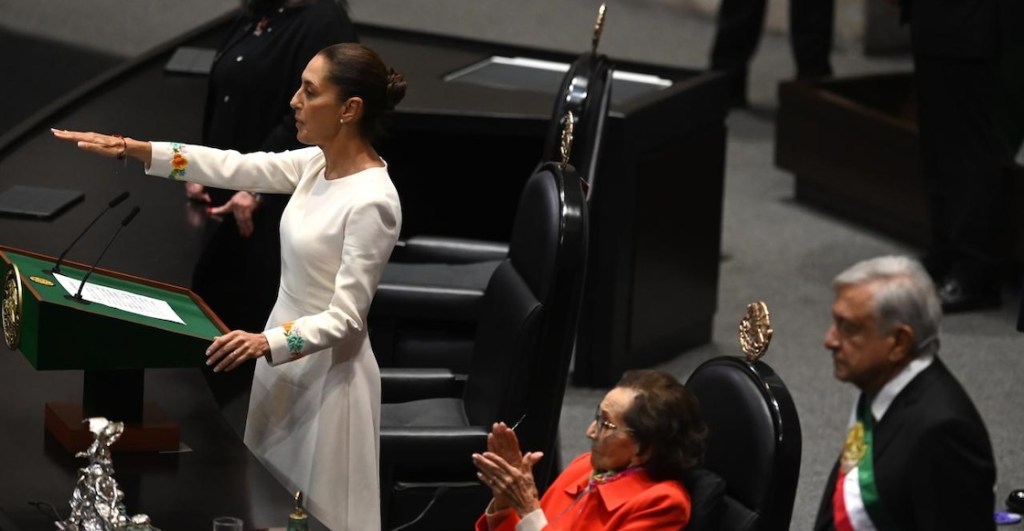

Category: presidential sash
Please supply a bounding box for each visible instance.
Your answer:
[832,397,900,531]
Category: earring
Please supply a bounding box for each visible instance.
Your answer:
[339,118,346,125]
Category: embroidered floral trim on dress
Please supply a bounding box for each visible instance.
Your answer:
[169,143,189,180]
[282,321,305,359]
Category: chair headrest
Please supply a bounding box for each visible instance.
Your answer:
[685,356,802,531]
[507,162,586,300]
[544,52,613,182]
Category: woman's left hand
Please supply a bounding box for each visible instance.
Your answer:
[473,451,544,516]
[206,330,270,372]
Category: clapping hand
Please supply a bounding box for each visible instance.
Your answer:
[473,450,544,516]
[473,421,544,516]
[489,421,524,468]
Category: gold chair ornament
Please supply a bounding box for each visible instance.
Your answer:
[560,110,576,165]
[738,300,772,363]
[592,3,607,55]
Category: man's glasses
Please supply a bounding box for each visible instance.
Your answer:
[593,407,631,439]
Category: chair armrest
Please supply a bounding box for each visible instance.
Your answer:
[381,426,489,465]
[393,236,508,264]
[381,368,465,403]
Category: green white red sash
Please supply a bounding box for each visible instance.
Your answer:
[832,397,900,531]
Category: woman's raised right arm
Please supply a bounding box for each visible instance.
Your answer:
[52,128,307,194]
[52,129,153,166]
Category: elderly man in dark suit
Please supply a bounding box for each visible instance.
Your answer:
[814,255,996,531]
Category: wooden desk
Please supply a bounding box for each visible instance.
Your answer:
[775,73,1024,263]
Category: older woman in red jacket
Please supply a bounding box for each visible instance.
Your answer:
[472,370,707,530]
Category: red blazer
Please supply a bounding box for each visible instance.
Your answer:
[476,452,691,530]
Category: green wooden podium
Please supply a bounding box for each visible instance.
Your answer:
[1,246,228,452]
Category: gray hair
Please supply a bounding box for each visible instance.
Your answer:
[833,255,942,357]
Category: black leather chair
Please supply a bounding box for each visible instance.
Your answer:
[389,8,612,266]
[369,51,612,374]
[684,356,802,531]
[378,160,588,531]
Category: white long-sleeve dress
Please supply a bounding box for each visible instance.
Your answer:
[148,142,401,531]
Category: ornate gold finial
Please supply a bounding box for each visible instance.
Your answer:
[592,3,607,55]
[288,490,309,531]
[560,111,575,165]
[2,263,23,350]
[738,301,772,362]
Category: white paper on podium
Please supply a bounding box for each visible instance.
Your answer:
[53,273,186,325]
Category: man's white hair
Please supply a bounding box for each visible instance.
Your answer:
[833,255,942,357]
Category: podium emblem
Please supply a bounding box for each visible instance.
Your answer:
[3,263,23,350]
[29,275,54,287]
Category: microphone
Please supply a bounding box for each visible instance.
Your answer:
[51,191,130,274]
[67,206,140,304]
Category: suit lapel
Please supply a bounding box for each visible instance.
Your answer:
[873,361,943,460]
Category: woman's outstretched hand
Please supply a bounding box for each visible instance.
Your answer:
[51,128,153,166]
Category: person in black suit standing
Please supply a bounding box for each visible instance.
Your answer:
[709,0,834,107]
[904,0,1022,312]
[814,255,996,530]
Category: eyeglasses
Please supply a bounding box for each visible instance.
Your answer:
[592,407,631,439]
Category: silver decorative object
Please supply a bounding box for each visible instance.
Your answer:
[56,418,159,531]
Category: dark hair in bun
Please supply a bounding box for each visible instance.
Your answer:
[318,43,406,140]
[385,67,407,111]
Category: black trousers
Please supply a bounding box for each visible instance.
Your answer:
[914,55,1009,279]
[710,0,834,78]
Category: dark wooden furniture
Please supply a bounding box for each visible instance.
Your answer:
[364,26,730,387]
[775,72,1024,262]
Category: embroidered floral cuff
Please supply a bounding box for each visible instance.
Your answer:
[168,142,189,180]
[282,321,305,359]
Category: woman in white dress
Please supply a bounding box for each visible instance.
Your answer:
[53,42,406,531]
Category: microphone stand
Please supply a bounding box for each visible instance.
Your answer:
[67,206,140,304]
[51,191,130,275]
